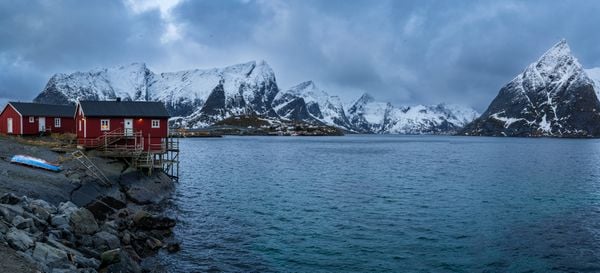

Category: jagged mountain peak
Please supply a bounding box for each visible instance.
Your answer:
[533,39,582,78]
[461,40,600,137]
[353,93,375,105]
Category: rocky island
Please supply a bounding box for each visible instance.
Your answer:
[0,135,179,273]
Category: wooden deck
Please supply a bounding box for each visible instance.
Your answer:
[77,128,179,180]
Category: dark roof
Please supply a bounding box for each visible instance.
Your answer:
[79,101,170,118]
[8,102,75,117]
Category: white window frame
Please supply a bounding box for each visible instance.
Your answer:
[29,116,34,123]
[151,119,160,128]
[54,118,61,128]
[100,119,110,131]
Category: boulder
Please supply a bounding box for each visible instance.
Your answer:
[125,186,155,205]
[85,196,127,221]
[93,231,120,251]
[69,208,98,235]
[30,204,52,221]
[0,203,25,222]
[132,211,176,230]
[145,237,162,250]
[0,193,22,205]
[121,232,131,245]
[30,198,58,214]
[13,215,35,230]
[58,201,79,217]
[77,234,94,247]
[6,228,34,251]
[51,215,70,229]
[100,249,121,265]
[0,219,10,233]
[32,242,72,269]
[100,249,141,273]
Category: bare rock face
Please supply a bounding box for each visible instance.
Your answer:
[6,228,34,251]
[461,40,600,137]
[69,208,99,235]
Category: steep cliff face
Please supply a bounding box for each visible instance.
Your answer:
[461,40,600,137]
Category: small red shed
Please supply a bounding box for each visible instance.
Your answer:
[75,100,170,151]
[0,102,76,135]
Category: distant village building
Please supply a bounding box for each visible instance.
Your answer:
[0,102,75,135]
[75,100,170,151]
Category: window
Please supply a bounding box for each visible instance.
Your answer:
[79,120,82,131]
[151,119,160,128]
[54,118,61,128]
[29,117,34,123]
[100,119,110,131]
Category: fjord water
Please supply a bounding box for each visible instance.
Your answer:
[161,135,600,272]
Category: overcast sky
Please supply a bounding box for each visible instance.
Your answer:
[1,0,600,111]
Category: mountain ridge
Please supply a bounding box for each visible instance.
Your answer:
[34,61,478,134]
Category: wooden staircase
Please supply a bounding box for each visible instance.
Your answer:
[71,150,111,187]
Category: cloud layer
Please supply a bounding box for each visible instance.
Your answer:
[1,0,600,111]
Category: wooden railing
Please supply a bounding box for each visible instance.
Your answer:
[77,128,144,151]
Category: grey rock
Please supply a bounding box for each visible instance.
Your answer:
[77,269,98,273]
[30,199,57,214]
[145,237,162,250]
[58,201,79,217]
[0,219,9,233]
[51,215,70,228]
[93,231,120,251]
[6,228,34,251]
[101,249,142,273]
[69,208,98,235]
[30,204,52,221]
[100,248,121,265]
[13,215,35,230]
[33,242,83,271]
[121,231,131,245]
[77,234,94,247]
[0,203,25,222]
[132,210,176,230]
[0,193,22,205]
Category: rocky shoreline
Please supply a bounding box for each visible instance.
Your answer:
[0,136,180,273]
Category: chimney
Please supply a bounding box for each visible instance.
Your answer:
[116,97,121,102]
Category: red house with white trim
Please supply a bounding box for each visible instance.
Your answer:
[75,100,170,151]
[0,102,76,135]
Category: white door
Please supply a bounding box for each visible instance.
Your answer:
[38,117,45,132]
[124,119,133,136]
[7,118,12,134]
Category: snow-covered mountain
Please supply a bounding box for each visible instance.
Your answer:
[346,93,478,134]
[35,63,152,104]
[35,61,279,128]
[272,81,353,130]
[461,40,600,137]
[586,67,600,98]
[34,61,478,134]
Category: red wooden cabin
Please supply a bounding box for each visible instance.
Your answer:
[0,102,76,135]
[75,100,170,152]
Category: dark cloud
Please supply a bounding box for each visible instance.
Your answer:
[1,0,600,111]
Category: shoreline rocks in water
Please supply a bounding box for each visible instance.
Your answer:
[0,193,179,273]
[0,135,180,273]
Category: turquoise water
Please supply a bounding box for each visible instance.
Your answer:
[161,135,600,272]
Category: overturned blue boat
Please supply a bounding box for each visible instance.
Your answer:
[10,155,62,172]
